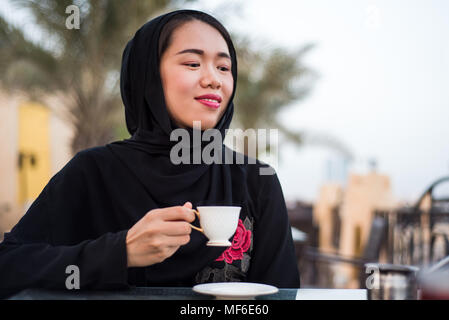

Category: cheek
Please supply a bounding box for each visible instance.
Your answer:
[164,71,196,110]
[169,71,195,95]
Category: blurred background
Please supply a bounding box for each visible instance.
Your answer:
[1,0,449,289]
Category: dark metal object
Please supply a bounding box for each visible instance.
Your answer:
[364,263,419,300]
[374,176,449,267]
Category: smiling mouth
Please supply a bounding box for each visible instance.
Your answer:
[195,98,220,109]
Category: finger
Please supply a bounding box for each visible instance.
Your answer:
[159,206,196,222]
[159,221,192,236]
[183,201,193,209]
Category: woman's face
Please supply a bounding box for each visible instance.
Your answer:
[160,20,234,130]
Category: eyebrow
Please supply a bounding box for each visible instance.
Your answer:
[176,48,231,61]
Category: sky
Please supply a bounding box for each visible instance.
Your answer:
[185,0,449,204]
[1,0,449,204]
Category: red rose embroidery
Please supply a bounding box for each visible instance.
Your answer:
[215,219,251,264]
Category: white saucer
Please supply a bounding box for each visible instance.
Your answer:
[193,282,279,300]
[206,240,231,246]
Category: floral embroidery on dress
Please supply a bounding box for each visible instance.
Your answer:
[215,219,251,263]
[195,216,254,284]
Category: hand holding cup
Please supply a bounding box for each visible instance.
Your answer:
[126,202,195,267]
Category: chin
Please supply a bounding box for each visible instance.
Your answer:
[202,120,220,130]
[187,117,218,130]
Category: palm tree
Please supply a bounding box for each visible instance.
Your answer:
[229,34,353,162]
[0,0,196,154]
[1,0,352,162]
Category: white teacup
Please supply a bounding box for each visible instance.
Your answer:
[190,206,241,246]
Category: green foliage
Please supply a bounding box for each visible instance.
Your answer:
[231,33,319,158]
[1,1,348,161]
[0,0,181,154]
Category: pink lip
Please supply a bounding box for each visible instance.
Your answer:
[196,98,220,109]
[195,94,222,102]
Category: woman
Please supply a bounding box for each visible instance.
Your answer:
[0,9,300,298]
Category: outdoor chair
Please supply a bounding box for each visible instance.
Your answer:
[415,176,449,263]
[303,215,387,288]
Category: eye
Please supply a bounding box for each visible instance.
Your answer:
[184,63,200,68]
[219,66,230,72]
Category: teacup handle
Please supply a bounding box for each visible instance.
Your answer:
[189,209,203,233]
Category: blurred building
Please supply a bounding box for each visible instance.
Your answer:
[295,169,399,288]
[336,172,397,287]
[0,90,73,238]
[313,183,343,252]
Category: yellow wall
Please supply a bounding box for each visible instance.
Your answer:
[17,102,51,205]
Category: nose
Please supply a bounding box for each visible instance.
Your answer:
[200,65,221,89]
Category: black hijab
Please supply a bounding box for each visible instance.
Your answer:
[108,9,238,207]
